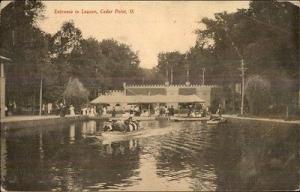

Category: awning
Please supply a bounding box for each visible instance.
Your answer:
[90,94,205,104]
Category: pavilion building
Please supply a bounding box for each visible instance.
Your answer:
[91,83,223,112]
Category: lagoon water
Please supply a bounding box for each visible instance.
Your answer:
[1,120,299,191]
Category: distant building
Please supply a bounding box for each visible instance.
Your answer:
[91,83,223,112]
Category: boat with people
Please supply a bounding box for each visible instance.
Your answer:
[88,117,177,142]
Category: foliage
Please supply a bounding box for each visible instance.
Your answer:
[63,78,89,109]
[245,75,271,115]
[47,22,141,101]
[1,0,49,107]
[1,0,299,117]
[155,1,299,115]
[157,51,186,84]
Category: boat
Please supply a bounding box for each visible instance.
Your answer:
[206,117,227,125]
[170,116,210,122]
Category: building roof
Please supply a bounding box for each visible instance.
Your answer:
[91,94,205,104]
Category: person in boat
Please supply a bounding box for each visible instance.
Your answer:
[124,117,139,132]
[134,105,141,116]
[103,117,139,132]
[103,120,126,132]
[103,120,113,131]
[129,106,134,117]
[216,104,222,117]
[141,109,149,117]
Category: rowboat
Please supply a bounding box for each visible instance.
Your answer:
[206,117,227,125]
[170,116,210,122]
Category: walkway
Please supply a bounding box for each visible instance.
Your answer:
[0,115,60,123]
[0,115,84,123]
[223,114,300,125]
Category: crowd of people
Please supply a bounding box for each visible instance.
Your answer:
[78,103,222,118]
[4,100,222,118]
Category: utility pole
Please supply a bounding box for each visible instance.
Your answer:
[202,68,205,85]
[165,61,169,85]
[238,59,247,115]
[186,62,190,85]
[170,64,173,85]
[224,25,247,115]
[39,72,43,116]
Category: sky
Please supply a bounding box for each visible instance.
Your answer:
[38,1,250,69]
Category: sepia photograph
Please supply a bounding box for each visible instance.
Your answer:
[0,0,299,191]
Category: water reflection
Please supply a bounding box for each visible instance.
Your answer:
[69,123,75,144]
[154,123,218,191]
[39,129,44,160]
[1,130,7,190]
[81,121,98,138]
[1,120,299,191]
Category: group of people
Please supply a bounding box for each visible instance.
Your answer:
[153,105,175,117]
[81,106,98,116]
[187,104,209,118]
[103,117,139,132]
[56,103,76,117]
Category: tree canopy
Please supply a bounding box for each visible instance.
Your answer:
[1,2,142,111]
[1,0,299,116]
[155,0,299,115]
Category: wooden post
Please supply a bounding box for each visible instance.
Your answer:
[286,105,289,120]
[39,73,43,116]
[239,59,247,115]
[0,61,5,119]
[202,68,205,85]
[170,64,173,85]
[165,61,169,85]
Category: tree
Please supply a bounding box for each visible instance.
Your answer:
[245,75,271,115]
[190,1,299,116]
[49,21,83,85]
[98,39,141,87]
[63,78,89,110]
[1,0,49,110]
[157,51,186,84]
[48,23,142,100]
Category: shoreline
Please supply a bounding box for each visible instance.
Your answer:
[1,114,299,130]
[1,115,88,129]
[223,114,300,125]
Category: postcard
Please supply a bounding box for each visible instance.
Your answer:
[1,1,299,191]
